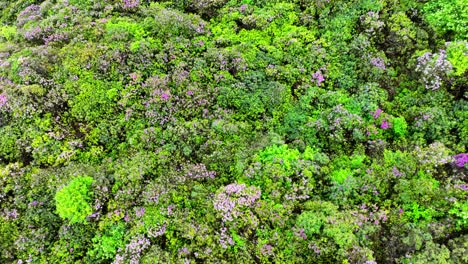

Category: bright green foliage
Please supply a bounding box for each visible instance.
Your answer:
[0,25,16,41]
[55,176,94,224]
[330,154,366,184]
[89,223,125,260]
[105,18,146,43]
[0,126,21,162]
[392,116,408,137]
[424,0,468,40]
[243,145,325,203]
[449,201,468,230]
[0,219,18,261]
[331,168,352,184]
[446,41,468,76]
[297,200,363,262]
[258,144,300,172]
[68,0,93,9]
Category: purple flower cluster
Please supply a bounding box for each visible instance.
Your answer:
[4,208,19,220]
[0,94,7,108]
[392,166,404,177]
[414,112,433,127]
[142,182,167,204]
[453,153,468,168]
[184,163,216,180]
[416,50,452,90]
[240,4,248,13]
[213,183,261,222]
[134,207,145,218]
[309,243,321,254]
[325,104,363,132]
[219,227,234,249]
[312,70,325,86]
[23,26,43,41]
[260,244,274,256]
[43,32,69,45]
[380,119,389,129]
[372,108,382,119]
[17,5,42,27]
[178,247,190,256]
[160,93,170,101]
[284,175,312,201]
[370,57,386,70]
[454,184,467,191]
[294,228,307,240]
[371,108,389,129]
[113,235,150,264]
[28,200,44,207]
[352,204,388,227]
[414,142,454,166]
[148,224,167,238]
[122,0,140,9]
[360,11,384,35]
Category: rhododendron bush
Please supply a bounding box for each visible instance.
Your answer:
[0,0,466,263]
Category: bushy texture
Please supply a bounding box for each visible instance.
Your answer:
[55,176,94,224]
[0,0,466,263]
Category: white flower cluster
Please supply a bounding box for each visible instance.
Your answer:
[415,50,452,90]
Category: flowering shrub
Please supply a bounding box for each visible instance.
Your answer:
[415,50,453,90]
[0,0,466,263]
[453,153,468,168]
[213,183,261,223]
[122,0,140,10]
[360,11,384,37]
[113,234,150,264]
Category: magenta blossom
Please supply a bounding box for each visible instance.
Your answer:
[122,0,139,9]
[0,94,7,108]
[453,153,468,168]
[160,93,170,101]
[240,4,248,12]
[372,108,382,119]
[312,70,325,86]
[380,119,389,129]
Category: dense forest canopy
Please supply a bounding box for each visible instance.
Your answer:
[0,0,467,263]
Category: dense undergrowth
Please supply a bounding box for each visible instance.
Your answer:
[0,0,467,263]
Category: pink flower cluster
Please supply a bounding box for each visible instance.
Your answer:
[416,50,452,90]
[184,163,216,180]
[371,108,389,129]
[148,224,167,238]
[312,70,325,86]
[372,108,382,119]
[17,5,42,27]
[0,94,7,108]
[370,57,386,70]
[213,183,261,222]
[352,204,388,227]
[453,153,468,168]
[122,0,140,9]
[219,227,234,248]
[113,235,150,264]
